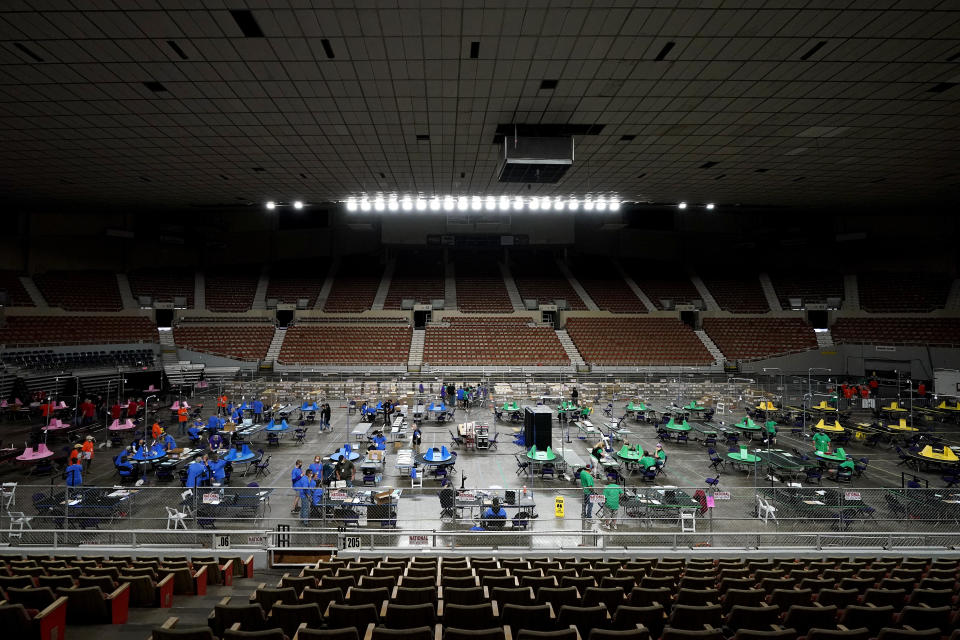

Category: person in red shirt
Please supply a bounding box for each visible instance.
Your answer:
[127,399,138,419]
[217,395,228,416]
[177,406,188,430]
[110,403,123,420]
[41,400,56,418]
[859,385,870,400]
[79,399,96,426]
[868,375,879,396]
[842,385,854,409]
[917,381,927,406]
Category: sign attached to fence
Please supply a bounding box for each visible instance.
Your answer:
[844,492,861,501]
[330,491,348,501]
[215,534,230,549]
[409,535,430,545]
[340,535,362,550]
[203,493,220,504]
[458,493,475,502]
[247,535,267,546]
[590,494,605,504]
[554,496,565,518]
[713,491,731,500]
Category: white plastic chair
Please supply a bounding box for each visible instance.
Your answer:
[410,467,422,488]
[166,506,189,530]
[679,508,697,533]
[757,496,778,524]
[1,482,17,509]
[8,511,32,539]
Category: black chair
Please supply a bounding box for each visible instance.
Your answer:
[441,603,498,630]
[500,604,555,635]
[558,604,609,639]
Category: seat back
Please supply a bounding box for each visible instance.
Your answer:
[6,586,57,610]
[56,586,111,624]
[441,603,496,630]
[301,587,344,612]
[326,603,379,630]
[383,602,436,629]
[251,587,298,613]
[500,604,554,634]
[211,604,267,636]
[0,604,35,638]
[270,603,323,636]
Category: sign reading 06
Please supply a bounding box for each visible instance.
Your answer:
[554,496,564,518]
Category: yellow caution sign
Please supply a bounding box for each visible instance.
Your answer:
[554,496,565,518]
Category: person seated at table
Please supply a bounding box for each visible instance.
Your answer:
[813,431,832,453]
[481,497,507,529]
[208,431,224,451]
[412,426,422,452]
[115,453,136,479]
[150,421,163,440]
[186,454,210,488]
[827,457,856,479]
[639,450,657,471]
[162,430,177,452]
[655,443,667,469]
[208,453,227,485]
[308,455,323,477]
[187,424,203,446]
[226,401,234,416]
[64,458,83,488]
[368,431,387,452]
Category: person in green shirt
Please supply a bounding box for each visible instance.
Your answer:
[639,451,656,470]
[602,482,623,529]
[580,465,595,518]
[813,431,831,453]
[654,444,667,472]
[764,421,777,444]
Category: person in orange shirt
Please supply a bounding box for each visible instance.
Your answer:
[217,395,228,416]
[81,435,95,470]
[152,422,163,440]
[177,406,188,433]
[69,444,82,465]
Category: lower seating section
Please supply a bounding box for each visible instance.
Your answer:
[566,318,712,365]
[279,324,412,364]
[0,271,34,306]
[174,325,274,361]
[205,272,259,312]
[423,317,568,366]
[267,261,330,308]
[33,271,122,311]
[456,257,513,313]
[570,258,647,313]
[384,251,445,309]
[832,318,960,346]
[701,275,769,313]
[215,555,960,640]
[324,258,384,312]
[511,255,586,310]
[770,272,843,309]
[0,316,158,346]
[1,348,154,372]
[629,272,701,310]
[128,269,195,308]
[858,273,952,312]
[703,318,817,360]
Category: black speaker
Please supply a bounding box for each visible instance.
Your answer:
[524,406,552,451]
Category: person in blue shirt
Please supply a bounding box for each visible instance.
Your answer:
[321,460,335,487]
[208,453,226,484]
[308,455,322,477]
[114,453,135,480]
[230,407,242,422]
[482,498,507,529]
[162,432,177,452]
[418,383,424,395]
[186,455,209,488]
[294,469,314,524]
[226,402,234,416]
[188,425,202,446]
[291,460,304,512]
[310,478,324,517]
[412,426,422,452]
[253,399,264,423]
[65,461,83,487]
[208,432,224,452]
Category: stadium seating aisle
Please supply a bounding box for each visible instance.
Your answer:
[627,272,701,311]
[0,270,35,306]
[267,261,331,308]
[569,258,647,313]
[700,276,769,314]
[205,272,260,313]
[33,271,122,311]
[174,325,275,361]
[423,317,569,366]
[455,257,513,313]
[324,258,384,313]
[511,255,586,310]
[702,318,818,360]
[384,251,445,310]
[769,272,843,309]
[565,318,712,366]
[279,324,412,365]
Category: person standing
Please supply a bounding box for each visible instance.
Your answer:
[412,425,422,453]
[337,454,355,487]
[65,458,83,489]
[253,398,264,424]
[291,460,304,512]
[580,464,595,519]
[79,398,96,426]
[81,436,95,471]
[602,481,623,530]
[296,469,314,525]
[813,430,831,453]
[217,394,228,416]
[177,404,188,434]
[571,387,579,406]
[320,403,331,431]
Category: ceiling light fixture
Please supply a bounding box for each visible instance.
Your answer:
[265,201,276,210]
[678,202,687,209]
[706,203,715,210]
[293,200,304,210]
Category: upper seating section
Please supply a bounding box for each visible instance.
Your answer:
[0,316,158,347]
[510,253,586,310]
[128,269,194,308]
[566,318,713,365]
[205,271,259,312]
[279,324,411,364]
[266,260,330,308]
[384,251,445,309]
[701,275,769,313]
[173,324,274,361]
[1,348,155,372]
[0,271,34,307]
[34,271,122,311]
[569,257,646,313]
[832,318,960,346]
[423,316,569,366]
[455,256,513,313]
[703,318,817,360]
[858,272,952,312]
[770,271,843,309]
[628,270,701,310]
[323,257,384,313]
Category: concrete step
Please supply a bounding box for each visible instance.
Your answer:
[555,260,599,311]
[694,329,725,365]
[251,268,269,310]
[945,278,960,310]
[315,257,340,310]
[265,326,286,362]
[116,273,137,309]
[408,328,425,367]
[815,329,835,349]
[372,258,395,311]
[555,329,586,367]
[843,274,860,311]
[444,261,457,310]
[194,271,205,310]
[498,262,526,312]
[19,275,47,307]
[690,276,720,311]
[758,273,782,312]
[614,261,656,312]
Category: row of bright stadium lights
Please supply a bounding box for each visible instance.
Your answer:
[264,198,715,211]
[344,195,621,212]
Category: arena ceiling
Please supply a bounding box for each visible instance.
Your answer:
[1,1,959,212]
